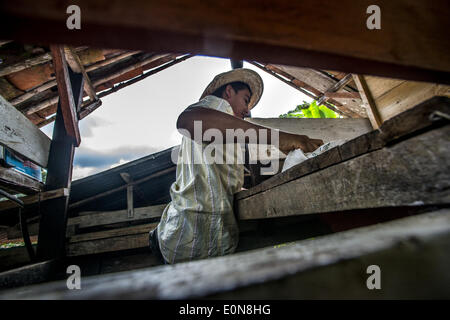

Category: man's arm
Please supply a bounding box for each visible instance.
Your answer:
[177,107,323,154]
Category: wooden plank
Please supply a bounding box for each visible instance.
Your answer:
[67,232,150,256]
[91,54,171,88]
[69,167,175,209]
[64,47,98,103]
[36,68,84,261]
[49,45,81,146]
[67,204,167,229]
[0,167,43,194]
[264,65,367,118]
[68,223,157,243]
[364,76,406,99]
[3,209,450,299]
[353,74,383,129]
[246,118,372,144]
[0,259,59,289]
[317,73,354,105]
[238,97,450,201]
[323,92,361,99]
[237,125,450,220]
[376,81,450,122]
[2,1,449,84]
[0,188,68,211]
[0,94,51,168]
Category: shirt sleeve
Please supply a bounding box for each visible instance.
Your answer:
[184,95,234,116]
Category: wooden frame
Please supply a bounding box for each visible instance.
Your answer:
[1,0,449,84]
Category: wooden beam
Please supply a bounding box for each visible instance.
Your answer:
[245,118,372,145]
[3,210,450,299]
[237,96,450,201]
[64,47,98,103]
[93,54,193,103]
[237,125,449,220]
[36,67,84,261]
[69,166,176,210]
[271,64,367,117]
[0,188,68,212]
[323,92,361,99]
[0,167,43,194]
[68,223,157,244]
[0,94,51,167]
[91,54,170,88]
[67,204,167,230]
[119,172,134,218]
[316,73,354,105]
[0,46,87,78]
[9,51,139,107]
[50,45,81,146]
[22,53,177,118]
[67,232,151,257]
[85,50,141,72]
[248,61,354,117]
[1,1,449,83]
[77,99,102,120]
[353,74,383,129]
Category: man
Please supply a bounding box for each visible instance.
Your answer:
[149,68,323,264]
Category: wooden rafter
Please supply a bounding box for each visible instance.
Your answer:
[36,54,192,124]
[316,73,355,105]
[9,50,139,107]
[0,46,87,78]
[249,61,360,118]
[64,46,98,104]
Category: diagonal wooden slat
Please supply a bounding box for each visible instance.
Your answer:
[49,45,81,146]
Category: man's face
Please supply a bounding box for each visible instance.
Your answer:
[224,85,251,119]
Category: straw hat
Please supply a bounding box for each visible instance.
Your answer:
[200,68,263,110]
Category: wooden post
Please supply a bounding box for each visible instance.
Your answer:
[120,173,134,219]
[36,56,84,261]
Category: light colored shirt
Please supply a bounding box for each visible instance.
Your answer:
[157,95,244,264]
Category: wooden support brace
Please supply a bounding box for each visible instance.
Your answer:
[64,46,98,104]
[316,73,354,105]
[120,173,134,218]
[352,74,383,129]
[50,45,81,146]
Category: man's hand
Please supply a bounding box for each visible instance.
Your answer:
[279,133,324,154]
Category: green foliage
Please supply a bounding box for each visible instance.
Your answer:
[279,100,339,119]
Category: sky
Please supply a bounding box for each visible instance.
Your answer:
[40,56,312,181]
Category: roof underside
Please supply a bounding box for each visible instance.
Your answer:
[0,42,368,127]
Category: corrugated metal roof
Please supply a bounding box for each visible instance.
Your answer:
[68,146,178,215]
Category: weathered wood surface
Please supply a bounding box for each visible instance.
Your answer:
[67,232,151,257]
[353,74,383,129]
[246,118,372,144]
[69,167,175,209]
[36,68,83,261]
[0,167,43,194]
[49,45,81,146]
[375,81,450,122]
[2,1,449,84]
[0,95,51,168]
[0,188,68,212]
[67,204,166,230]
[238,124,449,220]
[0,259,59,289]
[236,96,450,201]
[1,209,449,299]
[68,223,158,244]
[250,62,359,118]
